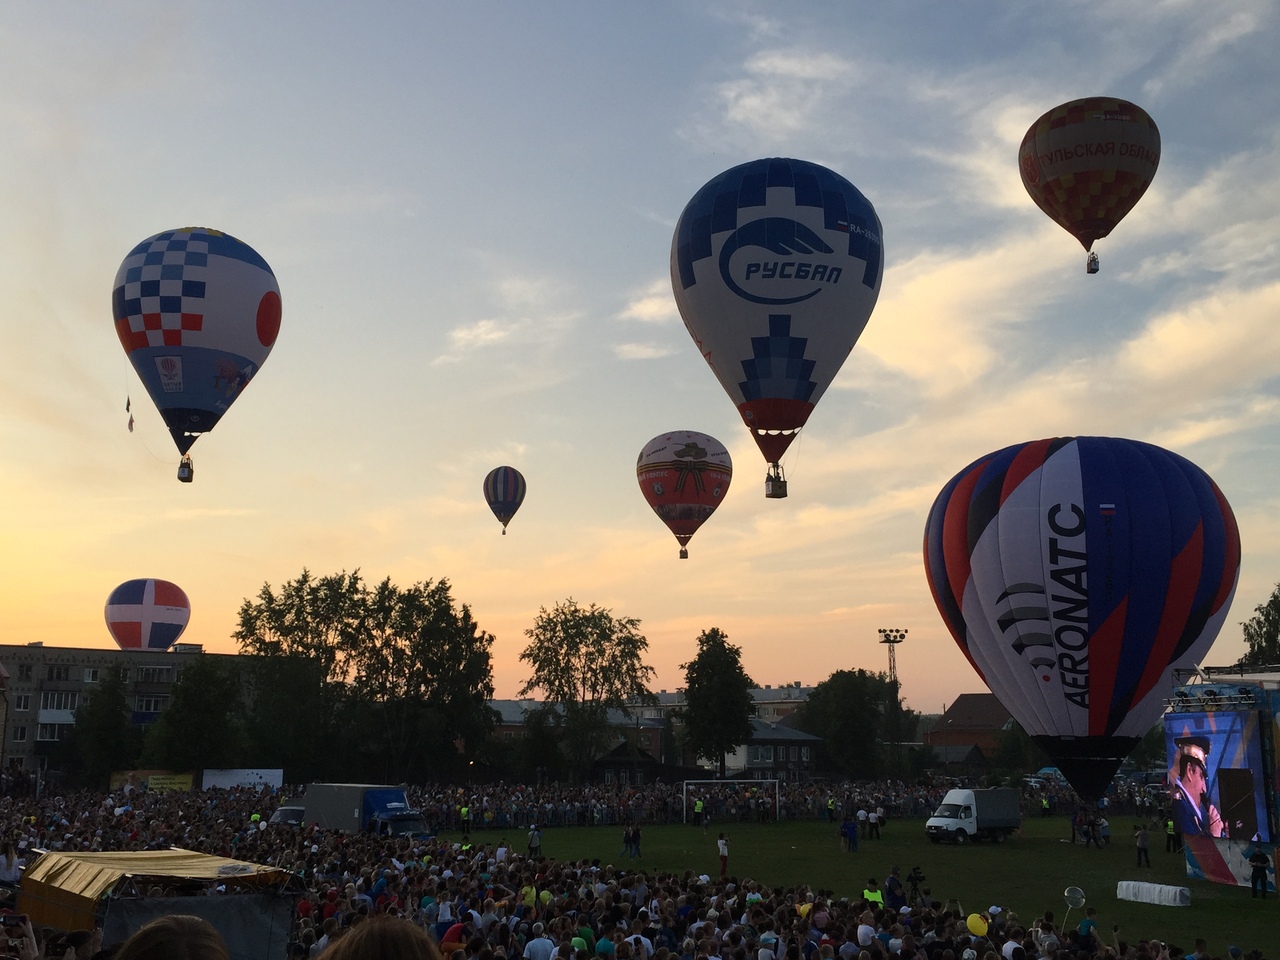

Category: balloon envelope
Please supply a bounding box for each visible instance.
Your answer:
[924,437,1239,800]
[637,430,732,557]
[104,578,191,651]
[1018,97,1160,252]
[113,228,282,455]
[671,158,883,466]
[483,466,527,531]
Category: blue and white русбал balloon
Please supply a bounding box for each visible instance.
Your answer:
[671,158,883,496]
[112,228,281,459]
[923,437,1240,800]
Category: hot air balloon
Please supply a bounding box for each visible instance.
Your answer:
[637,430,732,558]
[104,578,191,651]
[671,158,883,498]
[923,437,1239,800]
[113,228,282,481]
[483,466,526,534]
[1018,98,1160,273]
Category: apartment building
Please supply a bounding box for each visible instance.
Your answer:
[0,642,240,771]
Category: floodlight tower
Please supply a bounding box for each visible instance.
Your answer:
[878,627,908,684]
[878,627,908,772]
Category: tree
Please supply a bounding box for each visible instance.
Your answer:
[519,598,655,779]
[234,569,367,683]
[69,666,142,789]
[141,655,247,771]
[235,570,496,782]
[680,628,755,776]
[792,668,919,779]
[1237,583,1280,666]
[240,655,334,781]
[1128,722,1168,770]
[343,577,496,782]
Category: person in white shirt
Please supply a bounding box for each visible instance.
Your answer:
[524,923,555,960]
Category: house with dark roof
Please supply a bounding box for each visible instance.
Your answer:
[715,718,822,781]
[922,693,1013,764]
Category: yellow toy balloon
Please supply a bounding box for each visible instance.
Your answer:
[966,913,988,937]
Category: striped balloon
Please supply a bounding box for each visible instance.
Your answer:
[924,437,1239,799]
[483,466,527,534]
[104,579,191,651]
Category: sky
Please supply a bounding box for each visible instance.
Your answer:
[3,1,1280,717]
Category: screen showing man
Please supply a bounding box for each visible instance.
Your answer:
[1165,707,1271,843]
[1172,735,1225,837]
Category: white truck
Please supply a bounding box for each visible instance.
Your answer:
[925,787,1021,844]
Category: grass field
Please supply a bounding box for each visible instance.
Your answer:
[440,816,1274,955]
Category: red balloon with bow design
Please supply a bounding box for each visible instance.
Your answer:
[637,430,732,559]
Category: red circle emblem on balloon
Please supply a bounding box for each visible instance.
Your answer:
[257,290,282,346]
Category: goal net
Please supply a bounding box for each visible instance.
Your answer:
[681,779,781,823]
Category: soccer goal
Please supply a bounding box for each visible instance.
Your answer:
[681,779,781,824]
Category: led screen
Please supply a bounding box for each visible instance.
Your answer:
[1164,709,1269,843]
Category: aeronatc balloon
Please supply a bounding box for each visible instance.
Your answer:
[1018,97,1160,272]
[637,431,732,559]
[113,228,282,480]
[923,437,1239,800]
[671,158,883,497]
[104,578,191,651]
[483,466,527,534]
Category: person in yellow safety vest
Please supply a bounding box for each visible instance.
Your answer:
[461,805,470,829]
[1165,817,1178,853]
[1041,797,1050,818]
[827,797,836,822]
[862,877,884,906]
[694,798,705,829]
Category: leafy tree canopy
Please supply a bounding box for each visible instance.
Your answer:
[680,628,755,776]
[793,668,919,780]
[71,666,141,789]
[519,598,654,709]
[235,570,496,781]
[1237,582,1280,667]
[519,598,655,778]
[141,655,246,772]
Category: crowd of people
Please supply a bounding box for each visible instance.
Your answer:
[0,780,1264,960]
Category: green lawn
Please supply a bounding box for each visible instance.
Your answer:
[444,817,1274,955]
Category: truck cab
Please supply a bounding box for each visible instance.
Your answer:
[927,790,979,843]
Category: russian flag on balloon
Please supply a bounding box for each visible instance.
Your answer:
[104,579,190,651]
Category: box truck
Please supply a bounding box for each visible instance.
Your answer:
[302,783,431,838]
[925,787,1021,843]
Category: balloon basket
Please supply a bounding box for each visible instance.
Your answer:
[177,455,194,484]
[679,547,688,559]
[1086,252,1100,274]
[765,463,787,499]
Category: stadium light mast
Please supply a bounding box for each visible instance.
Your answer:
[878,627,908,772]
[878,627,907,683]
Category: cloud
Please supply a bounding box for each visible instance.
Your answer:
[614,343,676,361]
[431,267,581,368]
[447,318,523,351]
[617,279,678,324]
[681,45,862,151]
[1143,6,1268,96]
